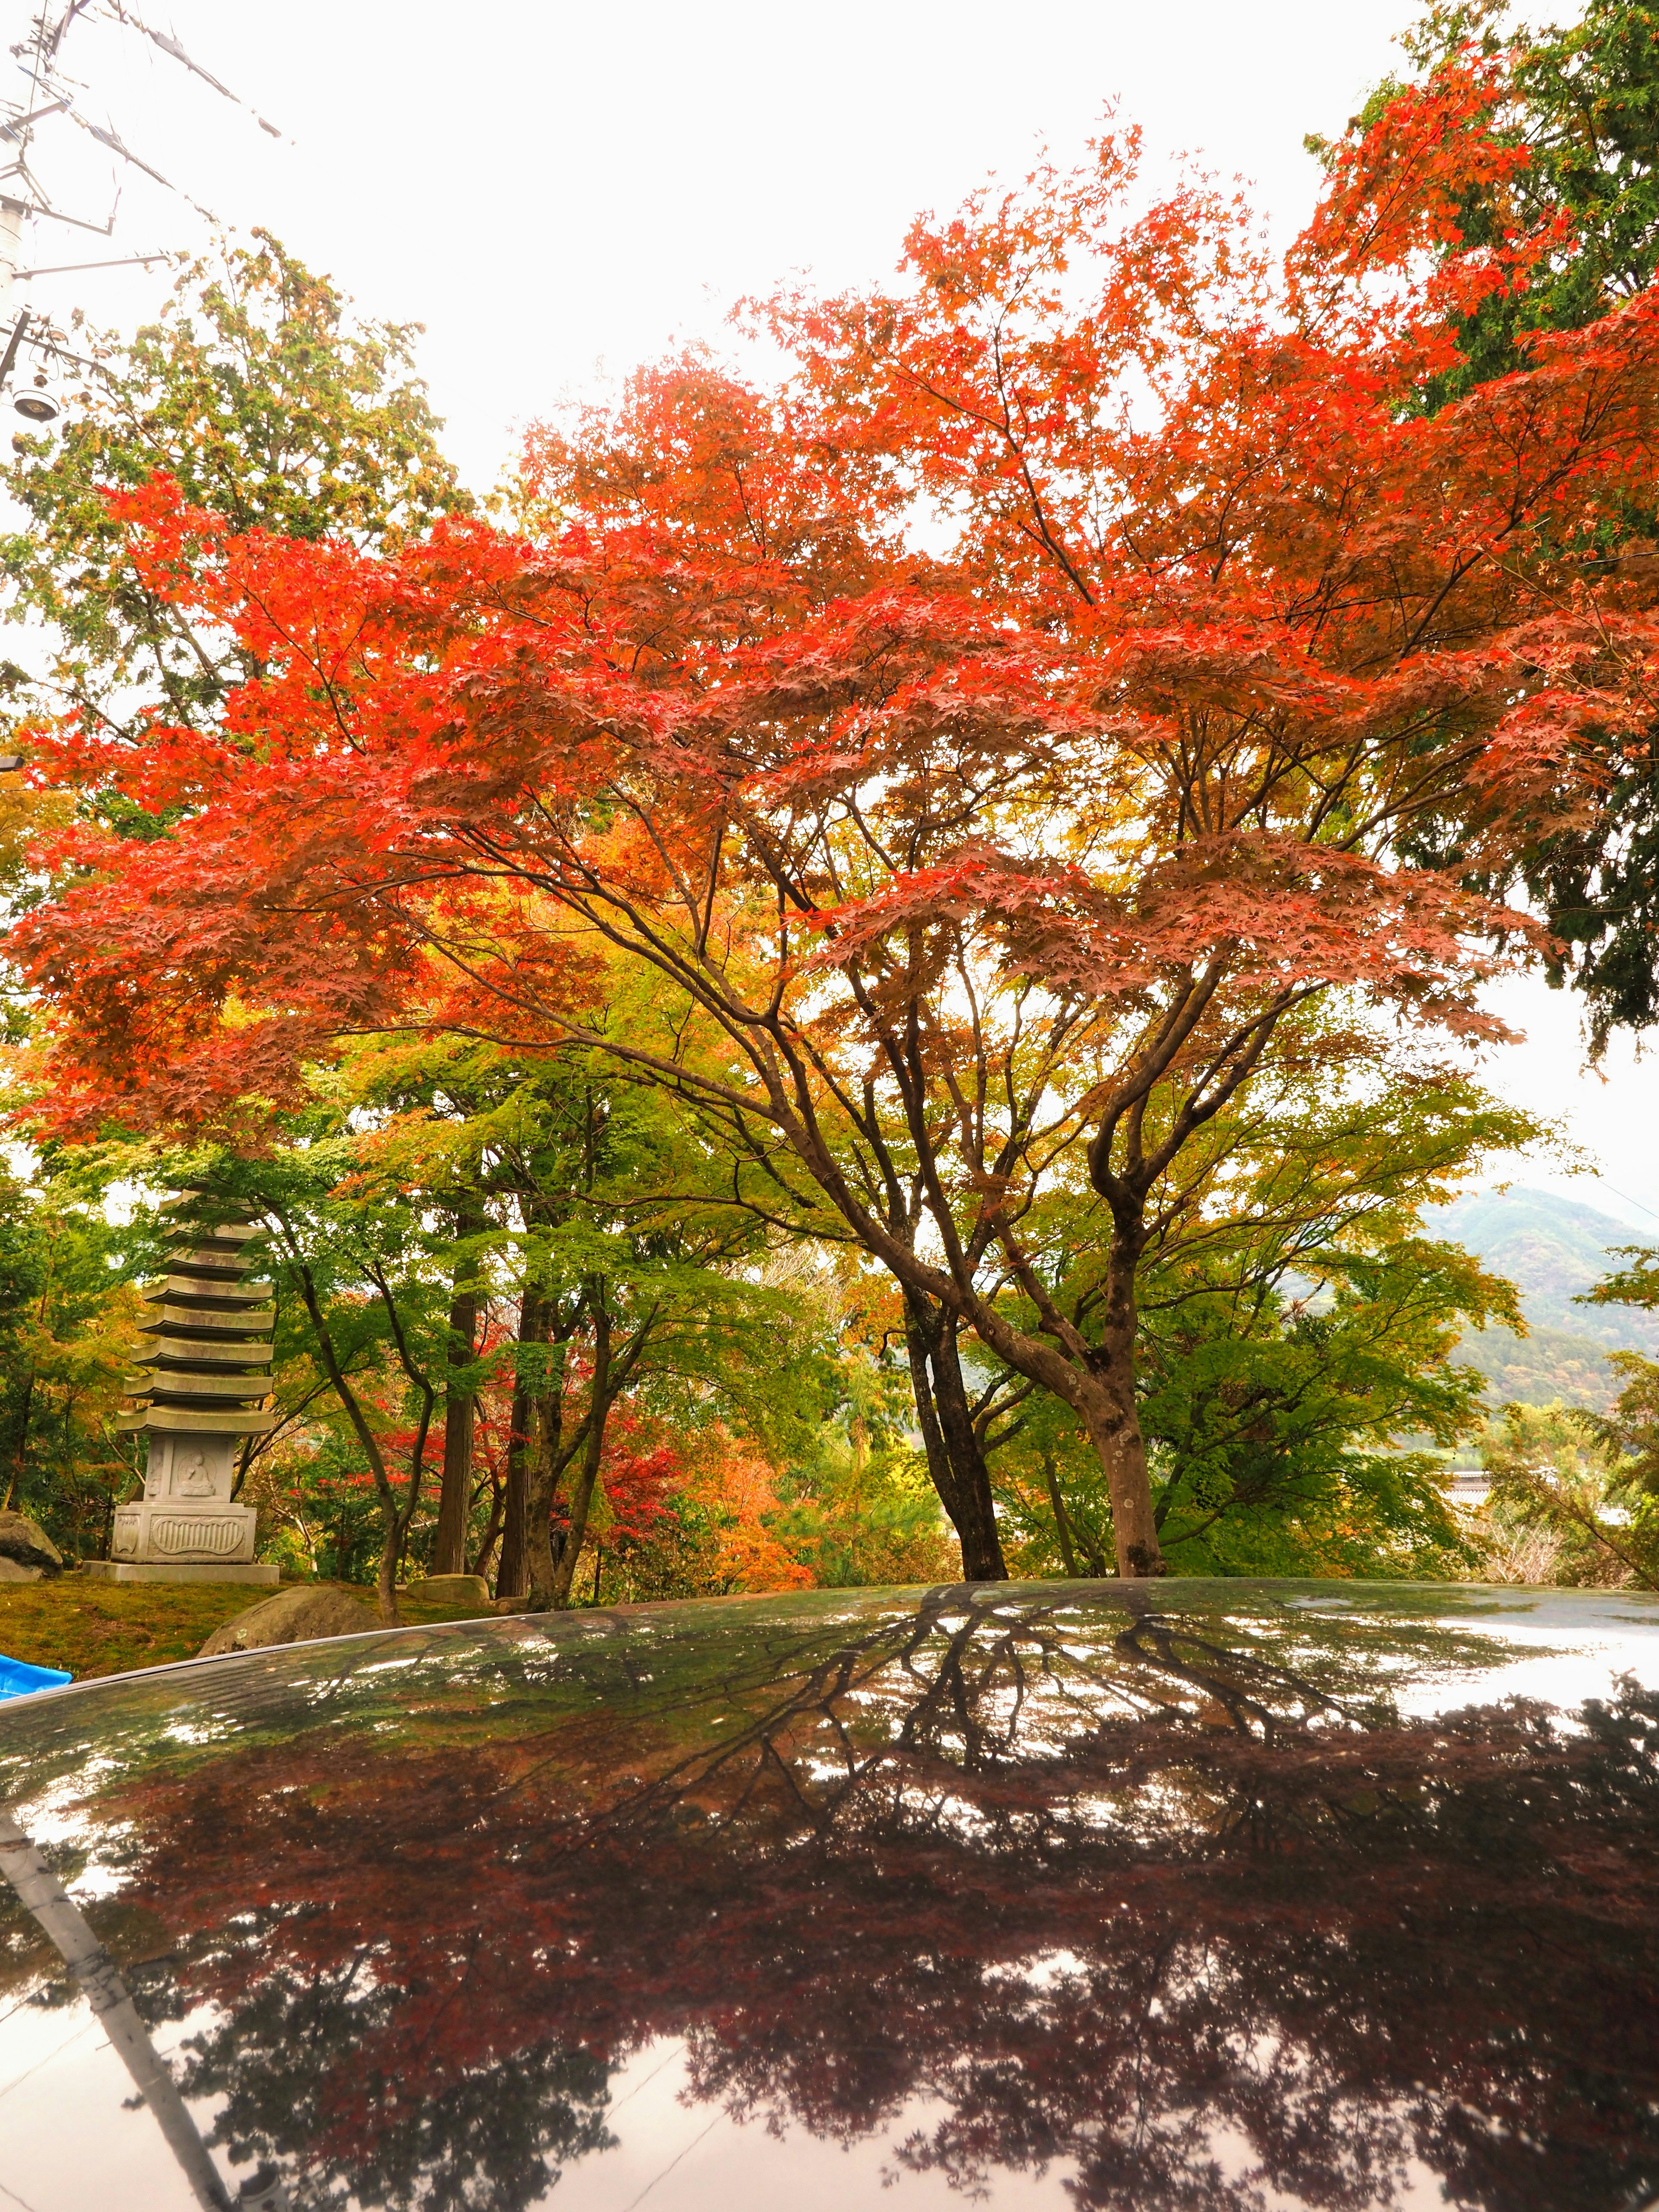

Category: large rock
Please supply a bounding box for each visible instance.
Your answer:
[197,1585,377,1658]
[0,1512,61,1575]
[405,1573,491,1608]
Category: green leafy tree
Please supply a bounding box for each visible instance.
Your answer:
[1484,1237,1659,1583]
[1477,1390,1659,1583]
[140,1132,456,1624]
[1324,0,1659,400]
[0,1152,147,1557]
[982,1036,1534,1576]
[770,1335,957,1587]
[490,1062,818,1611]
[1138,1239,1505,1576]
[1,231,469,752]
[291,1025,826,1613]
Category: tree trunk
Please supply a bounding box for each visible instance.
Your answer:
[1074,1235,1164,1577]
[432,1225,483,1575]
[467,1475,505,1583]
[290,1254,408,1625]
[375,1497,402,1625]
[905,1294,1007,1581]
[522,1342,572,1612]
[1084,1221,1176,1583]
[496,1290,544,1600]
[1075,1372,1164,1576]
[497,1382,530,1598]
[548,1306,611,1607]
[899,1214,1162,1578]
[1041,1449,1080,1576]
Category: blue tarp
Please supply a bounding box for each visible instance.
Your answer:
[0,1654,72,1700]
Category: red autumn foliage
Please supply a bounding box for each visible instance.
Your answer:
[13,86,1659,1571]
[594,1431,677,1545]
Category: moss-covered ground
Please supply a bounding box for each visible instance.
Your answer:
[0,1576,499,1683]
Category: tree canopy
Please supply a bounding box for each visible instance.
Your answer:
[9,12,1659,1586]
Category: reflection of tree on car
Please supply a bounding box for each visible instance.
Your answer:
[2,1588,1656,2212]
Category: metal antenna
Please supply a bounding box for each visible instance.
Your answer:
[0,0,288,391]
[0,0,293,782]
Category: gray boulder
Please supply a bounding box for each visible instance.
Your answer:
[0,1511,62,1575]
[197,1585,377,1658]
[405,1573,491,1607]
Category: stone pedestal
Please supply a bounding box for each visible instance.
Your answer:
[80,1560,280,1586]
[113,1498,260,1564]
[110,1195,279,1587]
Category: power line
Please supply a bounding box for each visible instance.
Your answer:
[1597,1180,1659,1230]
[621,2111,725,2212]
[0,0,286,409]
[16,248,165,275]
[0,2015,95,2104]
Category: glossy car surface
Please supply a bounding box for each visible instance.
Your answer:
[0,1577,1656,2211]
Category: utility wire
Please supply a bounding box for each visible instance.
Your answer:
[0,2015,95,2104]
[621,2111,725,2211]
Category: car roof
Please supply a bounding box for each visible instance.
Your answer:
[1,1576,1657,2212]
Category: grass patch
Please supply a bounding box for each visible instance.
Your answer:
[0,1577,502,1683]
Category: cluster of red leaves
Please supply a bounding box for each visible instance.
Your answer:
[571,1408,810,1594]
[552,1406,681,1547]
[1298,50,1540,276]
[8,70,1659,1173]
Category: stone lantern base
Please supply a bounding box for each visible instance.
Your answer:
[112,1493,260,1565]
[80,1560,280,1586]
[92,1435,279,1586]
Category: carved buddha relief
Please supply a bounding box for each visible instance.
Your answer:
[172,1449,216,1498]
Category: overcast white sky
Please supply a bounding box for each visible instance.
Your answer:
[7,0,1655,1235]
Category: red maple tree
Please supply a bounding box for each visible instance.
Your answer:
[13,91,1659,1574]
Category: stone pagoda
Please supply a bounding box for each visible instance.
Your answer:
[95,1195,280,1586]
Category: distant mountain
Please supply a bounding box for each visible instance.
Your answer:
[1425,1186,1659,1410]
[1427,1187,1659,1347]
[1450,1322,1627,1413]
